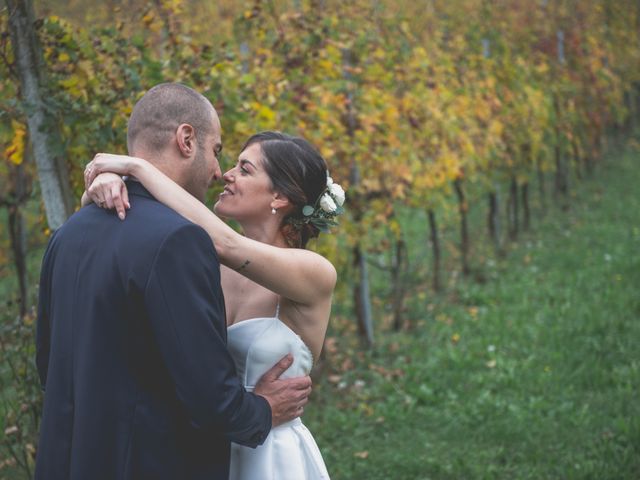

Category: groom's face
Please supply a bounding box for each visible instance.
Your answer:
[185,110,223,201]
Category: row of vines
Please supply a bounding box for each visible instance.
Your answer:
[1,0,639,474]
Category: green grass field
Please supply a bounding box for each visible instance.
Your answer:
[1,138,638,478]
[305,139,640,479]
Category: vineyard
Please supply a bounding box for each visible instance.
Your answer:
[1,0,639,476]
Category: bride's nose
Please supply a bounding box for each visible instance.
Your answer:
[222,169,234,183]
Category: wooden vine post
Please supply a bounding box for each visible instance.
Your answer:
[342,48,374,347]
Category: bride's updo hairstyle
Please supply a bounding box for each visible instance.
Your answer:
[241,131,328,248]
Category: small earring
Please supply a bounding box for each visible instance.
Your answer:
[271,208,277,215]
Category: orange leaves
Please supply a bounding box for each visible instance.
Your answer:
[369,363,405,380]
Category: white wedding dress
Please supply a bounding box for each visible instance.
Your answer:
[227,307,330,480]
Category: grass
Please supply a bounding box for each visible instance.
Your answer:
[305,138,640,479]
[1,137,638,478]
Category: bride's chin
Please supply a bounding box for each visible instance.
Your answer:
[213,203,233,220]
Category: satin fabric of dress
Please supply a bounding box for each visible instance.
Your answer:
[227,317,330,480]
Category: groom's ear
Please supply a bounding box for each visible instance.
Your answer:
[175,123,196,158]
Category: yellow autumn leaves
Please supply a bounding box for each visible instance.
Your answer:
[2,0,638,255]
[4,121,25,166]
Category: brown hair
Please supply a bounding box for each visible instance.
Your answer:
[127,83,214,154]
[241,132,328,248]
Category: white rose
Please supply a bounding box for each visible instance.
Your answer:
[319,193,337,213]
[329,183,345,206]
[326,176,334,187]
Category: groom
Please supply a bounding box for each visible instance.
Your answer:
[35,83,311,479]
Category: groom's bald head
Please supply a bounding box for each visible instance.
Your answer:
[127,83,217,156]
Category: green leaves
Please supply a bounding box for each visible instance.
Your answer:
[309,217,338,233]
[1,0,637,286]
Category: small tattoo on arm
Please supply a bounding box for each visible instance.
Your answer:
[235,259,250,272]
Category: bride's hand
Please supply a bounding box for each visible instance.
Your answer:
[84,153,142,189]
[86,172,130,220]
[84,153,146,220]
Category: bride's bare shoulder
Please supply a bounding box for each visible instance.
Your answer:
[291,248,337,293]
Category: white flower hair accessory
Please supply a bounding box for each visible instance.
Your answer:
[289,173,346,233]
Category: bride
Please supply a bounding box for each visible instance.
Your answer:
[84,131,345,480]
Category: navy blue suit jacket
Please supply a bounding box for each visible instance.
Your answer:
[35,182,271,479]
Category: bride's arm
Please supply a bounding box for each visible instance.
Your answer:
[85,154,337,305]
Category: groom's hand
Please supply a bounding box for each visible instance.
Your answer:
[254,354,312,428]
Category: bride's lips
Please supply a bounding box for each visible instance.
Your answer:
[220,186,234,197]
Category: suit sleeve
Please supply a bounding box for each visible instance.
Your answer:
[36,231,59,392]
[143,223,271,447]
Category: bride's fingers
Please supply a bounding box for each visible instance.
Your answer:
[83,163,93,190]
[104,189,115,210]
[121,182,130,210]
[111,182,127,220]
[86,154,111,186]
[85,165,100,189]
[87,182,106,208]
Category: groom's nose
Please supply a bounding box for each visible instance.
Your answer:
[212,162,222,182]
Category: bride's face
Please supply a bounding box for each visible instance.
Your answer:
[214,143,276,221]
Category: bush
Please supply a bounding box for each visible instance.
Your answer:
[0,295,41,477]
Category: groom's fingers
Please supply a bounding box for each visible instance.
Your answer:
[298,377,312,390]
[287,374,312,389]
[294,386,311,404]
[261,354,294,382]
[292,396,309,418]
